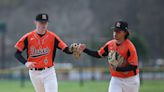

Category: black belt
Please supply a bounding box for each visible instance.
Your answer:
[30,67,51,71]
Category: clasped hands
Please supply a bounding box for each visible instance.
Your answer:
[69,43,86,59]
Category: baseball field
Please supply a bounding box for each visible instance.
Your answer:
[0,80,164,92]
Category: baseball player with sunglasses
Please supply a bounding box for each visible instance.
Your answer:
[78,21,140,92]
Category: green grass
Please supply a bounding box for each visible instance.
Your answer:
[0,79,164,92]
[140,80,164,92]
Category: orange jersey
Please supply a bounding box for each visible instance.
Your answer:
[15,30,67,68]
[98,39,139,78]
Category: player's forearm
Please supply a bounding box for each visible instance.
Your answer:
[83,48,101,58]
[14,50,27,64]
[116,65,137,72]
[63,47,73,54]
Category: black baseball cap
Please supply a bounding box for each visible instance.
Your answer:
[36,13,48,22]
[112,21,128,31]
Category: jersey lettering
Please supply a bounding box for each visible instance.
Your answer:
[30,47,49,58]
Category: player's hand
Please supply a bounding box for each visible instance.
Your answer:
[78,44,86,52]
[109,64,117,71]
[69,43,86,59]
[69,43,81,59]
[25,62,36,69]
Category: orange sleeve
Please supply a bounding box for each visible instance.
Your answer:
[127,43,138,66]
[14,33,28,52]
[54,34,67,50]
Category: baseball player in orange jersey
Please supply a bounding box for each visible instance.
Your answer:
[79,21,140,92]
[14,13,74,92]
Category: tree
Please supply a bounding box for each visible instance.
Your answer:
[129,32,149,62]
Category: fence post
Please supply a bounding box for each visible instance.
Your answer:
[0,22,6,69]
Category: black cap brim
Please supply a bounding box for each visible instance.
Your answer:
[36,20,48,22]
[111,27,124,31]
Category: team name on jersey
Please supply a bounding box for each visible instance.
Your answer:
[30,46,50,57]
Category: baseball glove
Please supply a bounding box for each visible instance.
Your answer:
[107,50,125,67]
[69,43,81,59]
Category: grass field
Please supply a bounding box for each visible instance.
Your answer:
[0,79,164,92]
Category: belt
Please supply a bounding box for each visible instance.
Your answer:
[30,67,51,71]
